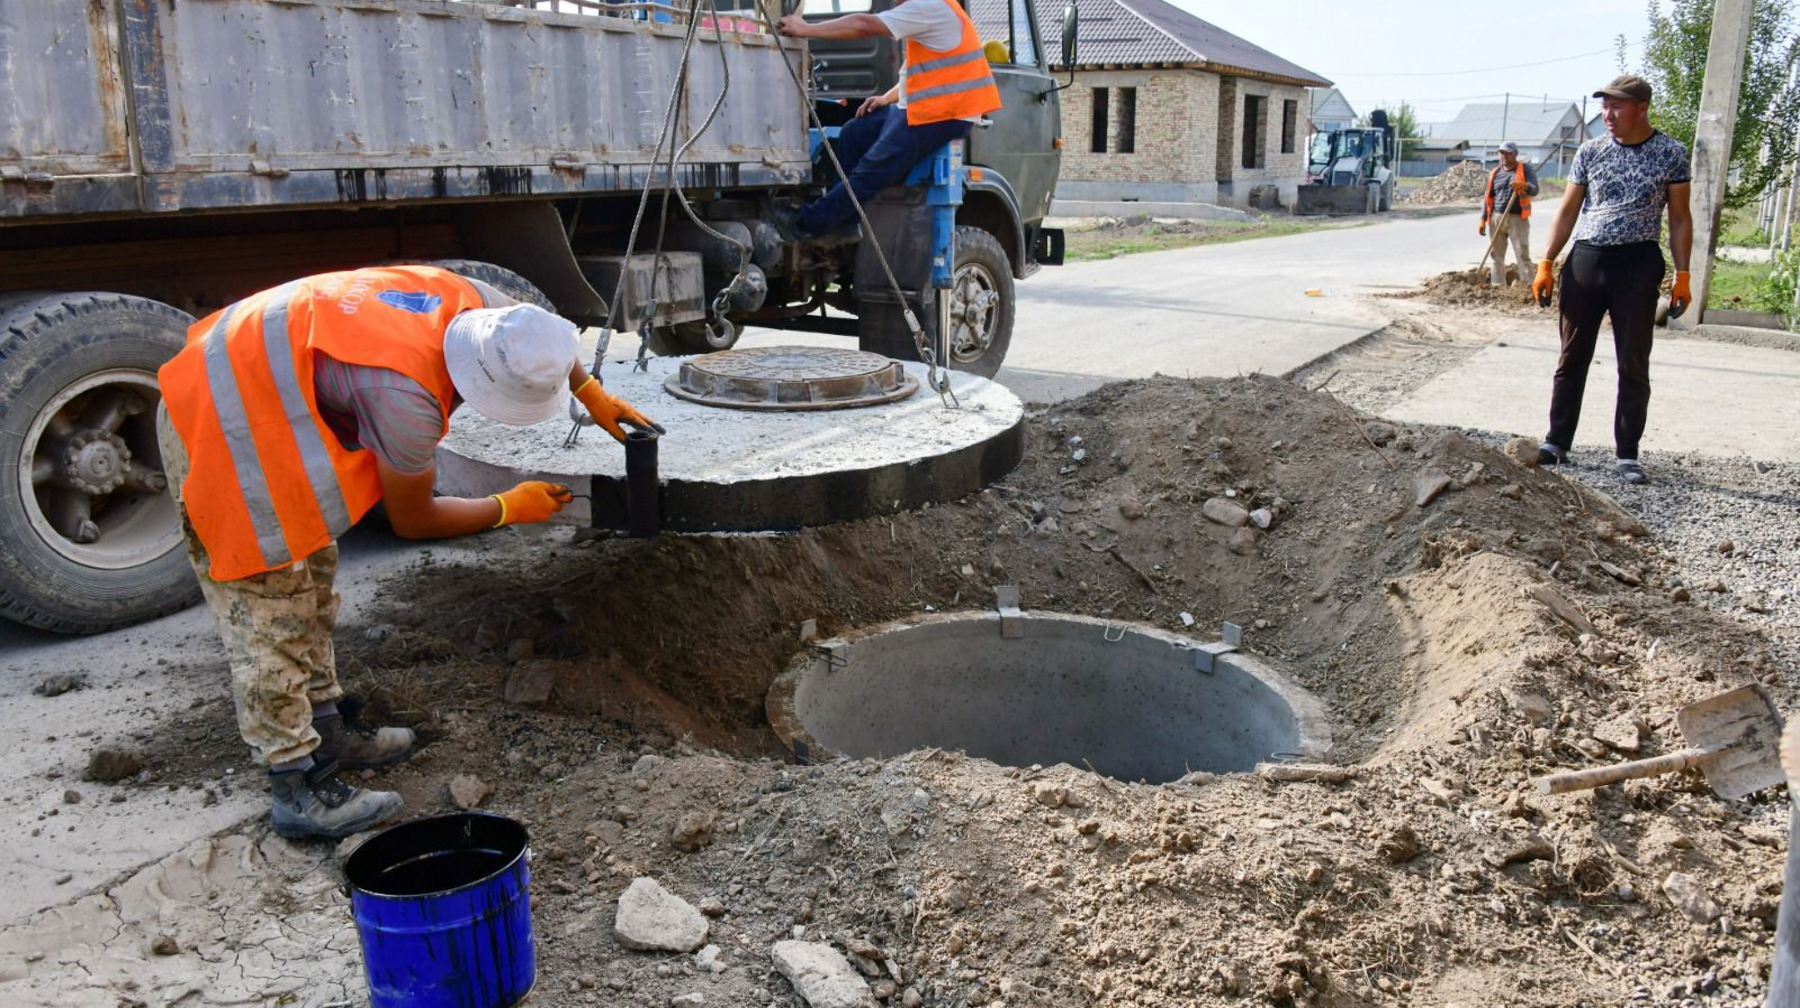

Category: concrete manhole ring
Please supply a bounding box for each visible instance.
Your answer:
[767,611,1333,782]
[665,346,919,411]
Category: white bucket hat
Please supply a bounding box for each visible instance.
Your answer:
[443,304,578,427]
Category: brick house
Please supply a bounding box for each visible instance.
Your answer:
[1034,0,1330,208]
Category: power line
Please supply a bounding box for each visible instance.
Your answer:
[1329,47,1613,78]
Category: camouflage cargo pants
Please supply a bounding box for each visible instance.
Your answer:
[157,406,343,766]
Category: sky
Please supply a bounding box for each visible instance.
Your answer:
[1167,0,1652,127]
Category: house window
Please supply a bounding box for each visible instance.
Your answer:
[1090,87,1109,153]
[1118,88,1137,153]
[1241,95,1266,169]
[1281,99,1297,154]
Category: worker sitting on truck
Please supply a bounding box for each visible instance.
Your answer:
[1479,140,1538,287]
[155,265,661,840]
[776,0,1002,242]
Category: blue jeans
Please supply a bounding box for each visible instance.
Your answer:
[797,105,973,236]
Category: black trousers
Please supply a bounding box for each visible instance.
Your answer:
[1545,240,1664,459]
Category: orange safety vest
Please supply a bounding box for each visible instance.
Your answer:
[158,266,492,581]
[902,0,1003,126]
[1484,162,1531,219]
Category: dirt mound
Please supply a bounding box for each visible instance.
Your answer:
[1406,161,1490,205]
[1397,267,1542,313]
[276,376,1789,1005]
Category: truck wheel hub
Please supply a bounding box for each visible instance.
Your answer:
[60,430,132,495]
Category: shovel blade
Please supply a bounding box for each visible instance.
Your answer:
[1680,684,1786,800]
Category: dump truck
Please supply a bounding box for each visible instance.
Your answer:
[0,0,1069,634]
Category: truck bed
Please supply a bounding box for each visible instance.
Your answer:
[0,0,812,221]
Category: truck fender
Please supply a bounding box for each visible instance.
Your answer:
[959,171,1029,280]
[447,202,609,326]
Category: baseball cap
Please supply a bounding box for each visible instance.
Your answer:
[1594,74,1653,103]
[443,304,578,426]
[1498,140,1518,153]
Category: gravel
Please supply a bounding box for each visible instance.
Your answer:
[1464,436,1800,680]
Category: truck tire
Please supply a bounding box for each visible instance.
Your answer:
[946,225,1013,378]
[416,259,556,312]
[0,293,200,634]
[648,319,743,356]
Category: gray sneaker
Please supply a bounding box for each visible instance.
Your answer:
[269,763,402,840]
[313,712,415,770]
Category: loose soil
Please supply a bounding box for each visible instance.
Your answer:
[6,369,1791,1006]
[1397,268,1542,314]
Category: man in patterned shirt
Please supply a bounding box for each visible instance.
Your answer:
[1530,74,1692,484]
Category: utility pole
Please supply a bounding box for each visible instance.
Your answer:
[1674,0,1754,331]
[1501,92,1510,161]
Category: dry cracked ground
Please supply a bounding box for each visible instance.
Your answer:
[1,290,1796,1008]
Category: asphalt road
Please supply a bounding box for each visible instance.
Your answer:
[0,203,1498,922]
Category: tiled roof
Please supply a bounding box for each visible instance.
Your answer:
[980,0,1328,86]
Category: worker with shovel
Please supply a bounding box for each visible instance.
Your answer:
[1479,140,1538,286]
[156,265,661,840]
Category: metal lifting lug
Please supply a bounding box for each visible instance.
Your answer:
[248,160,290,179]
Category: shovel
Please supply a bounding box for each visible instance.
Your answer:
[1532,685,1786,799]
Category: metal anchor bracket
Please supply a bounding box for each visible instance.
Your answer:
[995,585,1023,639]
[1194,641,1238,675]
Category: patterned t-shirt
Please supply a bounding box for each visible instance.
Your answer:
[1569,131,1690,245]
[313,358,448,476]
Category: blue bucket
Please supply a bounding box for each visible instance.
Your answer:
[345,812,536,1008]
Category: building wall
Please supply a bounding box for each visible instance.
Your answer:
[1056,69,1221,203]
[1052,68,1311,209]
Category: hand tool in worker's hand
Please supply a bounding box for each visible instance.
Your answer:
[1531,684,1786,799]
[1475,185,1517,279]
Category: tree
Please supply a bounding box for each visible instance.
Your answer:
[1358,102,1422,140]
[1634,0,1800,206]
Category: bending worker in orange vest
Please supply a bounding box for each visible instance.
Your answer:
[1478,140,1538,287]
[156,265,661,839]
[776,0,1002,242]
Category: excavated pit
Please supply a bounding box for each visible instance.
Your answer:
[767,612,1332,783]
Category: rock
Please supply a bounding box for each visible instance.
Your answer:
[1669,586,1692,602]
[1227,526,1259,555]
[1117,499,1144,520]
[1249,508,1273,530]
[1502,689,1554,726]
[150,933,180,956]
[1376,824,1421,865]
[84,747,145,783]
[1202,497,1250,527]
[1595,714,1645,752]
[1598,561,1642,586]
[33,673,87,697]
[1706,580,1728,593]
[770,940,877,1008]
[902,989,923,1008]
[698,896,727,917]
[1663,872,1723,924]
[1502,437,1540,468]
[670,811,717,853]
[1498,483,1523,500]
[694,944,725,973]
[448,775,492,810]
[1414,470,1454,507]
[1526,584,1597,636]
[62,789,81,804]
[1485,834,1554,868]
[614,878,708,952]
[502,661,556,706]
[632,753,664,775]
[1717,539,1735,556]
[671,995,705,1007]
[1363,422,1398,445]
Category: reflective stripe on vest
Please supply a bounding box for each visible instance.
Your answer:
[1484,163,1532,219]
[903,0,1002,126]
[160,266,481,580]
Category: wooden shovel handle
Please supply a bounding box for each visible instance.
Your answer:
[1533,747,1719,795]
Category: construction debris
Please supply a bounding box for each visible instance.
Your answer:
[1405,160,1490,205]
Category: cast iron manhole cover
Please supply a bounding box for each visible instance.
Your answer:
[665,346,919,411]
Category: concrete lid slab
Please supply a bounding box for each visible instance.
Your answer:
[436,354,1025,531]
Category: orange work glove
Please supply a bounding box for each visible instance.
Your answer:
[574,376,665,443]
[1531,259,1556,307]
[1511,179,1529,195]
[490,481,573,528]
[1478,218,1488,237]
[1670,270,1692,318]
